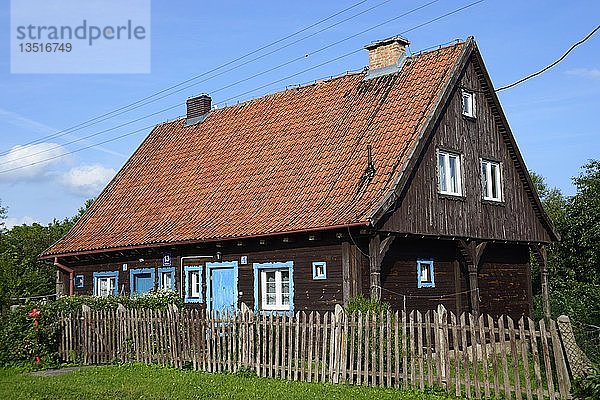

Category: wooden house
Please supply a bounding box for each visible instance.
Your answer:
[41,36,557,320]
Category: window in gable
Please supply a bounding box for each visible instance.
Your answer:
[417,260,435,288]
[438,150,463,196]
[462,90,475,118]
[481,159,503,201]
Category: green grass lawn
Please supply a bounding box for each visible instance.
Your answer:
[0,363,459,400]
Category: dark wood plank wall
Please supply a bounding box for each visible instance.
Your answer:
[378,238,469,316]
[478,243,532,319]
[359,237,532,318]
[381,56,551,243]
[63,241,343,313]
[70,258,156,297]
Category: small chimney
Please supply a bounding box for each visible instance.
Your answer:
[185,94,211,125]
[364,35,410,71]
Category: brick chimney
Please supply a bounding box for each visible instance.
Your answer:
[186,94,211,125]
[364,36,410,70]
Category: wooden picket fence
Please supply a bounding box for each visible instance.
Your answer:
[59,306,572,399]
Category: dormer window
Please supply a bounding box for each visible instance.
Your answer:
[462,90,475,118]
[438,150,463,196]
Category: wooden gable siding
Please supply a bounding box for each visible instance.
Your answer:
[380,56,551,243]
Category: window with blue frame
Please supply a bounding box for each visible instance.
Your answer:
[74,274,84,289]
[312,261,327,280]
[184,265,203,303]
[417,259,435,288]
[129,268,155,295]
[93,271,118,297]
[253,261,294,312]
[158,267,175,291]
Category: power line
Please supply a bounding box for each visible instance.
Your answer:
[0,0,381,154]
[0,0,484,174]
[2,0,446,164]
[0,124,156,175]
[0,0,440,155]
[496,24,600,92]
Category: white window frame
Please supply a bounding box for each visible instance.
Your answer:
[260,269,291,311]
[437,150,463,196]
[95,277,116,297]
[158,270,174,291]
[481,159,503,201]
[184,265,203,303]
[462,90,475,118]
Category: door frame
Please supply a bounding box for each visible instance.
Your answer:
[206,261,239,311]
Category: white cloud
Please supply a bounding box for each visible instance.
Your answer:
[58,164,116,197]
[0,108,127,158]
[4,216,38,229]
[0,143,69,182]
[0,109,56,135]
[565,68,600,79]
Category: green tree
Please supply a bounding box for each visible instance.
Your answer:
[0,199,94,311]
[0,199,6,231]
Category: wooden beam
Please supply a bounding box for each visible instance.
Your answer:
[342,242,351,306]
[532,244,551,321]
[369,235,382,301]
[457,240,488,317]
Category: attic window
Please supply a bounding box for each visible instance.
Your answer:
[481,159,503,201]
[462,90,475,118]
[438,150,463,196]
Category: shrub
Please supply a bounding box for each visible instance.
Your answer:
[0,291,184,369]
[346,294,391,316]
[572,365,600,400]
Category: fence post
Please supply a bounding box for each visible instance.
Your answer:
[327,305,344,384]
[557,315,593,379]
[549,319,571,398]
[437,304,447,384]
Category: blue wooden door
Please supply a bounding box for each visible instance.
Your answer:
[210,268,236,311]
[134,273,153,294]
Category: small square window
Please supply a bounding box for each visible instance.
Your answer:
[462,90,475,118]
[74,275,84,289]
[417,260,435,288]
[438,150,463,196]
[312,262,327,280]
[481,159,502,201]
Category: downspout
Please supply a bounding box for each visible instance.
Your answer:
[54,257,74,296]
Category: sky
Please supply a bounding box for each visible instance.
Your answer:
[0,0,598,228]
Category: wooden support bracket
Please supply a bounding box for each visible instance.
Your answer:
[369,234,396,301]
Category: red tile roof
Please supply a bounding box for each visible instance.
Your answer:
[43,42,465,256]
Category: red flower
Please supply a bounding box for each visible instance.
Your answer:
[28,308,41,318]
[33,319,39,328]
[35,355,41,364]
